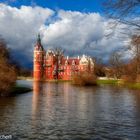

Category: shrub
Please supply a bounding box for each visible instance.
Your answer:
[0,58,17,96]
[136,74,140,83]
[72,72,97,86]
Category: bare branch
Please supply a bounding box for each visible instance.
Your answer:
[103,0,140,31]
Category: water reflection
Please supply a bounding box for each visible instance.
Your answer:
[32,81,41,121]
[0,81,140,139]
[131,90,140,137]
[31,82,140,139]
[0,97,16,135]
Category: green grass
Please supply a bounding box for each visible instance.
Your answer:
[124,83,140,89]
[97,79,140,90]
[97,79,119,85]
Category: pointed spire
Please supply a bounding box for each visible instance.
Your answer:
[37,33,41,44]
[35,33,44,51]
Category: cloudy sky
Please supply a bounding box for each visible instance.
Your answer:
[0,0,133,68]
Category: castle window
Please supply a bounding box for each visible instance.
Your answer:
[65,60,68,65]
[72,60,75,65]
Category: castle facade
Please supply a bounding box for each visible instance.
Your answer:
[33,35,94,81]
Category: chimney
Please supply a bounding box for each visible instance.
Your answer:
[67,56,69,60]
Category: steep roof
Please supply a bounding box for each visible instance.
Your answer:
[35,34,44,51]
[61,58,80,65]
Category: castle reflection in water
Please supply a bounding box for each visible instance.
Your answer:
[31,81,140,140]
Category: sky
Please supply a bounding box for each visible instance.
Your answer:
[1,0,104,13]
[0,0,133,68]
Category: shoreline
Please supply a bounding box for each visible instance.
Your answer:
[0,85,32,97]
[10,85,32,96]
[97,79,140,89]
[17,76,33,81]
[17,76,140,90]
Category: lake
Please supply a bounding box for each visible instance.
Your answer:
[0,80,140,140]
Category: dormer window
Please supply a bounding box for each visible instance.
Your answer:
[72,60,75,65]
[65,60,68,65]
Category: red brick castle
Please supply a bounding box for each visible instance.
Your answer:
[33,34,94,81]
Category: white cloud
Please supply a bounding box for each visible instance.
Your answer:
[41,11,105,50]
[41,10,130,61]
[0,4,131,67]
[0,3,54,67]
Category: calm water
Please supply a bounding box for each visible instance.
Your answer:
[0,80,140,140]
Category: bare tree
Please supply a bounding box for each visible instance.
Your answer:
[109,51,124,78]
[131,35,140,74]
[94,57,105,77]
[0,38,17,96]
[103,0,140,31]
[53,47,64,80]
[103,1,140,81]
[131,35,140,52]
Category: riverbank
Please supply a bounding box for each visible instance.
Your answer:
[17,76,33,81]
[0,85,32,97]
[97,79,119,85]
[122,82,140,89]
[18,76,140,90]
[97,79,140,89]
[18,77,71,82]
[10,85,32,96]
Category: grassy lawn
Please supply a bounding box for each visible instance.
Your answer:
[124,83,140,89]
[97,79,140,89]
[97,79,119,85]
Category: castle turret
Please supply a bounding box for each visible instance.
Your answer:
[33,34,45,81]
[79,55,94,73]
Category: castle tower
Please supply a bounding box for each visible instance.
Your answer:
[33,34,45,81]
[45,50,55,80]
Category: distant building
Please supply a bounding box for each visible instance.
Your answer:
[33,35,94,81]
